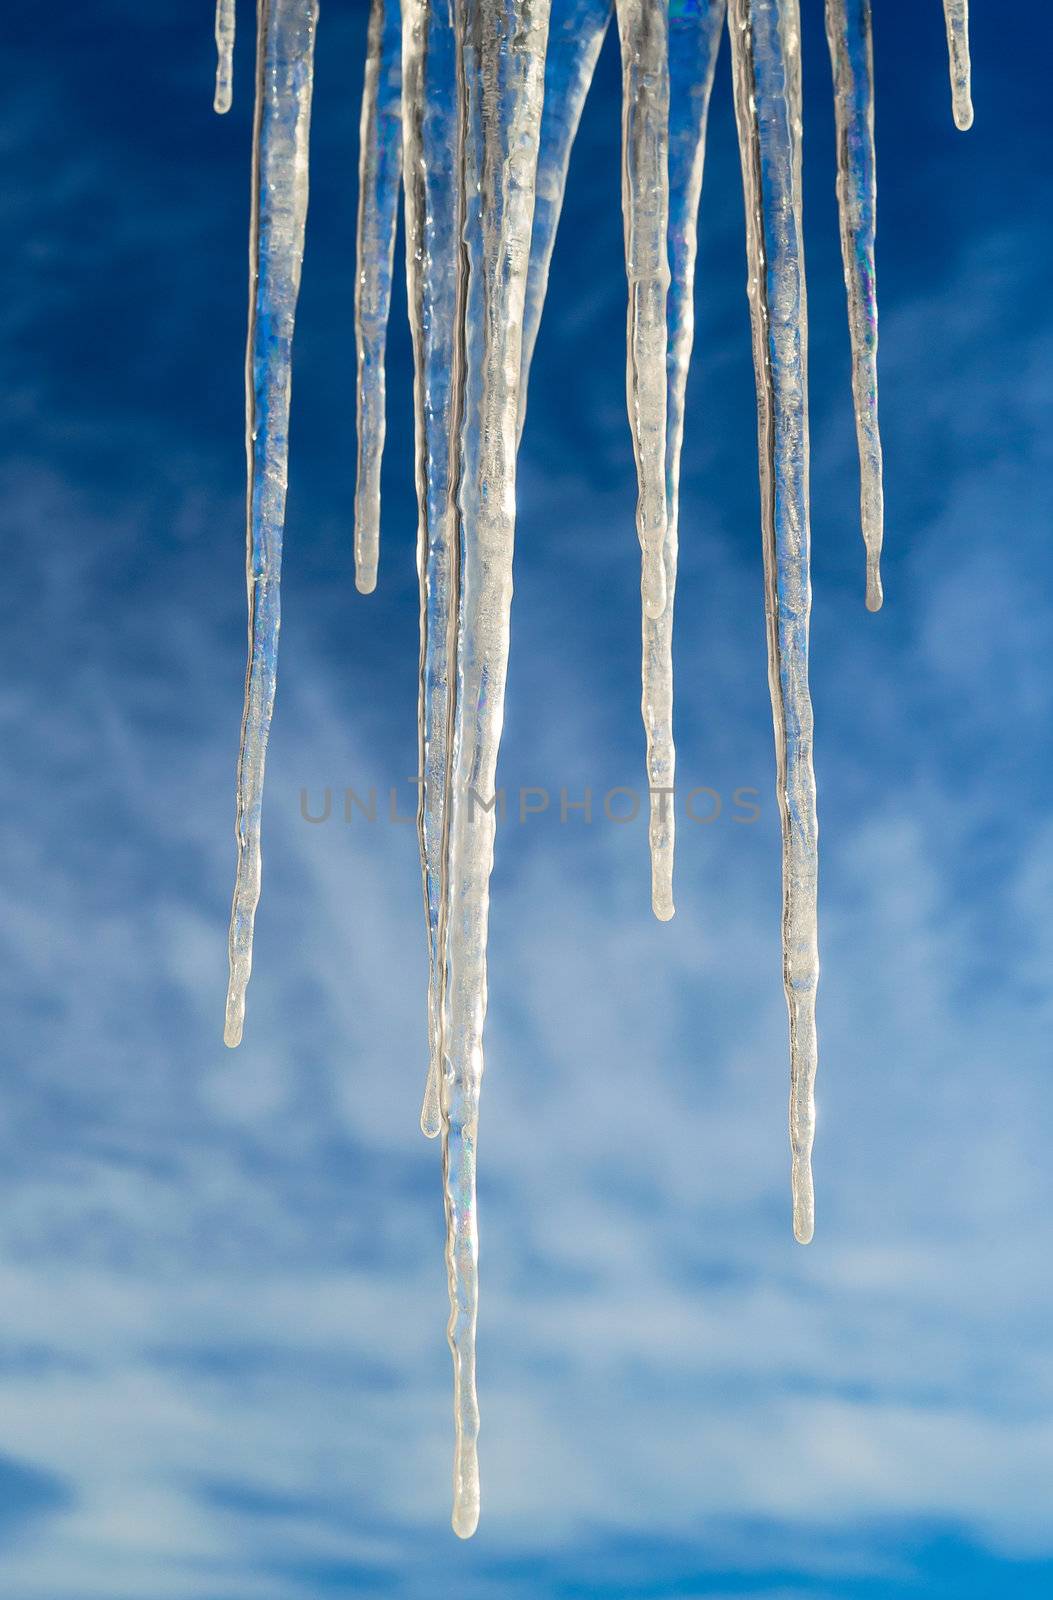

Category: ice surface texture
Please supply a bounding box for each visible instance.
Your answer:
[212,0,977,1533]
[224,0,318,1051]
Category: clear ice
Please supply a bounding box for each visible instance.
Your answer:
[354,0,404,594]
[943,0,973,132]
[644,0,725,921]
[825,0,882,610]
[616,0,671,634]
[402,0,462,1143]
[223,0,318,1049]
[441,0,551,1536]
[728,0,819,1245]
[214,0,237,115]
[213,0,977,1533]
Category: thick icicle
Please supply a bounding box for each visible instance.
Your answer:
[441,0,551,1537]
[727,0,819,1244]
[402,0,462,1140]
[418,0,612,1138]
[214,0,237,114]
[616,0,670,628]
[354,0,404,595]
[825,0,882,611]
[224,0,318,1049]
[942,0,973,131]
[643,0,724,922]
[518,0,613,433]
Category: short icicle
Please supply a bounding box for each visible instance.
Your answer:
[224,0,319,1049]
[518,0,614,432]
[401,0,462,1139]
[643,0,725,922]
[616,0,670,632]
[442,0,552,1536]
[354,0,404,594]
[214,0,237,114]
[942,0,973,131]
[825,0,883,611]
[727,0,819,1244]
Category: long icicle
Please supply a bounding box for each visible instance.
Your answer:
[402,0,463,1140]
[416,0,611,1136]
[616,0,670,635]
[214,0,237,114]
[413,0,610,1137]
[825,0,882,611]
[728,0,819,1244]
[518,0,613,435]
[354,0,404,595]
[643,0,725,922]
[442,0,551,1537]
[224,0,319,1049]
[942,0,973,131]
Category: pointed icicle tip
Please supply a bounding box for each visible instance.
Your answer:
[419,1059,442,1138]
[942,0,973,131]
[353,0,403,594]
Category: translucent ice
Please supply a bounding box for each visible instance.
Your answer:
[225,0,318,1048]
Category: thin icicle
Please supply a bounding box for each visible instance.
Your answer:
[354,0,403,594]
[825,0,882,611]
[442,0,551,1537]
[518,0,613,435]
[616,0,670,627]
[727,0,819,1244]
[225,0,318,1049]
[214,0,237,114]
[643,0,724,922]
[943,0,973,131]
[402,0,462,1140]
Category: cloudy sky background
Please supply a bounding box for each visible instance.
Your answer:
[2,1,1052,1595]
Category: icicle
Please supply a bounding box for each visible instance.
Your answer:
[518,0,614,434]
[214,0,237,114]
[642,0,724,922]
[414,0,611,1136]
[224,0,318,1049]
[354,0,404,595]
[727,0,819,1244]
[442,0,551,1537]
[943,0,973,131]
[825,0,882,611]
[616,0,670,631]
[402,0,462,1140]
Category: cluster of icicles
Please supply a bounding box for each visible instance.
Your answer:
[213,0,973,1538]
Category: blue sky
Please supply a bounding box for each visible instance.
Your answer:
[2,1,1053,1595]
